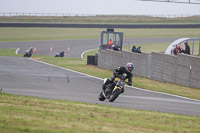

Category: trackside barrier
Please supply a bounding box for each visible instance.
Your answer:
[97,49,200,89]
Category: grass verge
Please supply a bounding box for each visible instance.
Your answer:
[1,16,200,24]
[0,28,200,42]
[0,48,22,57]
[0,92,200,133]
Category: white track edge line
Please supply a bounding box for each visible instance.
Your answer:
[15,48,20,55]
[81,48,97,60]
[29,58,200,102]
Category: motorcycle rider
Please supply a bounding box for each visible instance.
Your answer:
[102,62,134,93]
[26,47,33,54]
[55,51,65,57]
[24,47,33,57]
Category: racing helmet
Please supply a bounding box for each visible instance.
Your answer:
[126,62,134,72]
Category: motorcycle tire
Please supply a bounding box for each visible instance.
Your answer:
[98,91,106,101]
[109,89,121,102]
[28,54,32,57]
[24,53,28,57]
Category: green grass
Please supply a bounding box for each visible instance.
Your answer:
[0,28,200,42]
[82,49,99,59]
[1,18,200,132]
[1,93,200,133]
[123,42,200,55]
[1,15,200,24]
[0,49,22,57]
[83,42,200,57]
[0,28,100,42]
[124,43,169,53]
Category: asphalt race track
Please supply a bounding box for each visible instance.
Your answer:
[0,37,179,57]
[1,37,200,116]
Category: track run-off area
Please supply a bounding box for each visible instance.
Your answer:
[0,37,200,116]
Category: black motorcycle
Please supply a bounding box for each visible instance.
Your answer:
[98,73,127,102]
[55,51,65,57]
[23,50,33,57]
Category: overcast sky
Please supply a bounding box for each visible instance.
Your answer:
[0,0,200,16]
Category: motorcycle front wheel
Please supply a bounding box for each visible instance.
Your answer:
[28,54,32,57]
[109,89,121,102]
[24,53,28,57]
[98,91,106,101]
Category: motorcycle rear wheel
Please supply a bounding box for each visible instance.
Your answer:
[109,89,121,102]
[98,91,106,101]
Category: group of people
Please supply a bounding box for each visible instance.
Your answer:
[107,39,142,53]
[132,45,142,54]
[106,39,114,49]
[106,39,120,51]
[173,42,190,55]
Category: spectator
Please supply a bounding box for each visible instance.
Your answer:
[178,45,184,53]
[108,39,113,46]
[136,46,142,54]
[112,45,119,51]
[173,45,179,55]
[132,45,142,54]
[106,39,113,49]
[106,44,109,49]
[184,42,190,55]
[132,45,136,52]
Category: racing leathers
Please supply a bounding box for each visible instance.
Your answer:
[102,66,133,93]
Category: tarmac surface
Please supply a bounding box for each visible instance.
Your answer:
[0,37,179,57]
[1,37,200,116]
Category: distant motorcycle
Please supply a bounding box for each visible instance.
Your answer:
[24,47,33,57]
[55,51,65,57]
[98,73,127,102]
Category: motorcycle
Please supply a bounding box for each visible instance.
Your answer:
[23,51,33,57]
[24,47,33,57]
[55,51,65,57]
[98,73,127,102]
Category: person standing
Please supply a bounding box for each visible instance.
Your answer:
[107,39,114,49]
[108,39,113,45]
[184,42,190,55]
[173,45,179,55]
